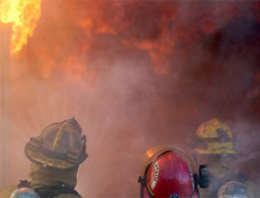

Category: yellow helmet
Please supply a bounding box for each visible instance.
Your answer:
[24,117,88,169]
[193,118,238,155]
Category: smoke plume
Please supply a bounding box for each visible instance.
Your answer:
[6,1,260,197]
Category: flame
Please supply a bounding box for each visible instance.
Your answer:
[0,0,41,55]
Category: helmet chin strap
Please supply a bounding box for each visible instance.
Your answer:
[138,176,156,198]
[190,182,200,198]
[138,176,145,198]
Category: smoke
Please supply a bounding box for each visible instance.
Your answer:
[5,0,260,197]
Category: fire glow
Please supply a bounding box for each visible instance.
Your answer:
[0,0,41,55]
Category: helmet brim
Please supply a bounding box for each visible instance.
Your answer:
[24,143,87,169]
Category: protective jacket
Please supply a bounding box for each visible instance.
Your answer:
[198,161,260,198]
[190,118,260,197]
[0,178,82,198]
[0,182,81,198]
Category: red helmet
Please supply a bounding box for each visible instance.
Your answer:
[139,145,200,198]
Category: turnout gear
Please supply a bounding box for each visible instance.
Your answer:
[206,165,247,197]
[0,117,86,198]
[15,179,81,198]
[138,145,208,198]
[189,118,260,198]
[25,117,87,170]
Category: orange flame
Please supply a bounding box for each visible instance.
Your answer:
[0,0,41,55]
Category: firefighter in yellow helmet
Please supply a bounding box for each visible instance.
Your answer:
[0,117,87,198]
[189,118,259,197]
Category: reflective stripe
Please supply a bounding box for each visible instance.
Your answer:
[151,162,159,190]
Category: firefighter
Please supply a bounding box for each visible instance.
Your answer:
[0,117,88,198]
[138,144,209,198]
[189,118,259,197]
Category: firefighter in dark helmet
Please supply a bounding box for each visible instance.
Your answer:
[0,117,88,198]
[189,118,259,197]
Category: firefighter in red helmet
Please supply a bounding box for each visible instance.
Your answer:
[138,145,209,198]
[0,117,87,198]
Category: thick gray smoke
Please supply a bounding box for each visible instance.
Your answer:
[4,0,260,197]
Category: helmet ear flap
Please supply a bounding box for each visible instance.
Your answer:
[67,135,87,164]
[82,135,86,153]
[26,137,42,151]
[67,148,80,164]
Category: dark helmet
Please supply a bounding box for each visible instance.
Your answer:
[24,117,87,169]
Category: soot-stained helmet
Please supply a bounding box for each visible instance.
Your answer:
[192,118,238,156]
[24,117,88,170]
[138,145,205,198]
